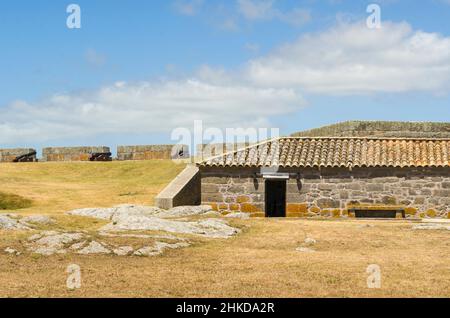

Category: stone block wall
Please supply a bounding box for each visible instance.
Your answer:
[117,145,189,160]
[0,148,37,162]
[42,147,111,162]
[201,170,265,217]
[200,167,450,219]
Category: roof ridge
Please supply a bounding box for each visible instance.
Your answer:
[197,136,283,163]
[281,136,450,141]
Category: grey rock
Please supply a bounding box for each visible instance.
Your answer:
[67,204,164,220]
[134,241,190,257]
[78,241,111,255]
[0,215,30,230]
[156,205,213,218]
[68,204,214,220]
[28,232,85,255]
[113,246,134,256]
[102,215,239,239]
[69,241,87,250]
[98,231,184,241]
[20,215,55,225]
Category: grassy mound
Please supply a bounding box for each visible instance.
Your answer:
[0,192,32,210]
[0,160,186,214]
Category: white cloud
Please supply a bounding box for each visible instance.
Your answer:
[0,80,303,144]
[2,20,450,145]
[245,21,450,94]
[172,0,204,16]
[237,0,275,20]
[84,49,106,67]
[237,0,311,26]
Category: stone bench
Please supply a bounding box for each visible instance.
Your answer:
[348,205,406,219]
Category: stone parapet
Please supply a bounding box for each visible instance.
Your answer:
[117,145,189,160]
[42,146,111,162]
[292,121,450,138]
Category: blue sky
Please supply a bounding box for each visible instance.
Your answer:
[0,0,450,152]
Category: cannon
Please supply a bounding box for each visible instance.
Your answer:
[89,152,112,162]
[13,151,38,162]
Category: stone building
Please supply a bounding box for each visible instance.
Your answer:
[117,145,189,160]
[42,147,112,162]
[198,137,450,219]
[0,148,37,162]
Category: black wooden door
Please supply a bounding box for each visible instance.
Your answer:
[265,180,286,217]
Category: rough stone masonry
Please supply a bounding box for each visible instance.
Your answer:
[200,167,450,219]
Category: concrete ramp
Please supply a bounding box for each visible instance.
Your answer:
[155,165,200,209]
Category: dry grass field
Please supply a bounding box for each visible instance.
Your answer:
[0,161,449,298]
[0,161,186,215]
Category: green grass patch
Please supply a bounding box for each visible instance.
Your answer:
[0,192,32,210]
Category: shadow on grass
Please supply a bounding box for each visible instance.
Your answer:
[0,192,33,210]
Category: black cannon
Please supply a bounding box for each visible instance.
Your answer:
[89,152,112,162]
[13,151,37,162]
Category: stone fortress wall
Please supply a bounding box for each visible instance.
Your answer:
[42,147,112,162]
[0,145,191,162]
[117,145,189,160]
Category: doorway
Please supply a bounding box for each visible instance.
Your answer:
[265,180,286,217]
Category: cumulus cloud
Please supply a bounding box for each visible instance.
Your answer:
[2,20,450,145]
[0,80,303,144]
[237,0,311,26]
[172,0,204,16]
[245,21,450,94]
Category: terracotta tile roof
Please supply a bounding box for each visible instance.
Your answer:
[198,137,450,168]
